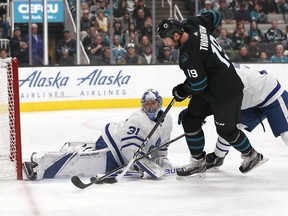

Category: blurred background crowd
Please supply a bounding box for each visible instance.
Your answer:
[1,0,288,66]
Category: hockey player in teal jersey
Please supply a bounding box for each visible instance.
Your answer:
[157,11,267,177]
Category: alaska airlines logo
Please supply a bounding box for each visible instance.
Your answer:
[77,69,131,87]
[19,71,68,89]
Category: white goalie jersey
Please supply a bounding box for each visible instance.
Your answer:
[102,109,173,166]
[233,63,284,110]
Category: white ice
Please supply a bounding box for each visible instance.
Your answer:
[1,107,288,216]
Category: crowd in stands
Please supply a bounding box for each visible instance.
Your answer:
[2,0,288,65]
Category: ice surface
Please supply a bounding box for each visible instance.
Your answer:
[1,107,288,216]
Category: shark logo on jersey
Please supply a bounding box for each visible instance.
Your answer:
[180,52,189,63]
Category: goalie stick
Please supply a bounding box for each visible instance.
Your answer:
[71,133,185,189]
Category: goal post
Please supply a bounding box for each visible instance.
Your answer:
[0,57,22,180]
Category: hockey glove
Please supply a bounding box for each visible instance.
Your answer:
[172,83,191,102]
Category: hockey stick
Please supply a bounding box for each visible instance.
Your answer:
[71,133,185,189]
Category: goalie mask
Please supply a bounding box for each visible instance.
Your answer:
[141,89,163,121]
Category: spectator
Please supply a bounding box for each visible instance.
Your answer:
[10,27,29,66]
[82,27,103,64]
[113,19,123,39]
[218,0,235,24]
[248,38,261,61]
[112,35,126,64]
[0,15,10,39]
[216,28,235,50]
[232,27,249,50]
[262,0,279,14]
[123,22,140,46]
[228,0,240,14]
[265,20,286,43]
[94,10,109,35]
[258,51,270,62]
[141,44,153,64]
[122,42,142,64]
[277,0,288,14]
[0,47,7,58]
[80,9,93,40]
[134,8,146,33]
[199,1,213,14]
[141,16,153,43]
[94,0,110,19]
[121,10,133,33]
[248,20,264,42]
[113,0,128,18]
[234,2,251,24]
[233,45,251,62]
[99,46,115,65]
[126,0,136,14]
[55,28,76,65]
[158,47,178,64]
[132,0,151,20]
[24,23,43,65]
[137,35,151,56]
[250,3,268,24]
[283,24,288,50]
[269,44,288,62]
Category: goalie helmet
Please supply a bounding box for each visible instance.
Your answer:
[157,18,183,39]
[141,89,163,121]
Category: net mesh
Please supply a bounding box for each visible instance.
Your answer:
[0,58,18,180]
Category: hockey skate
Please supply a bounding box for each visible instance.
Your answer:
[239,149,268,174]
[176,152,206,179]
[22,161,38,180]
[206,152,225,170]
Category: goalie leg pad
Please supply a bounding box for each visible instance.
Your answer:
[135,157,166,179]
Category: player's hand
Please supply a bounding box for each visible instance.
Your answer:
[172,84,190,102]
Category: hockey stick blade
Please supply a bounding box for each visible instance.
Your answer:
[71,176,94,189]
[90,176,118,184]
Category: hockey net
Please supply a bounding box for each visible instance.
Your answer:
[0,58,22,180]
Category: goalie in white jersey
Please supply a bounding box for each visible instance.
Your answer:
[199,63,288,169]
[23,89,174,180]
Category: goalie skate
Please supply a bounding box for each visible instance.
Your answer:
[22,161,38,180]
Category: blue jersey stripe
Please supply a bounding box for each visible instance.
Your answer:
[257,81,281,108]
[43,153,74,178]
[105,124,125,165]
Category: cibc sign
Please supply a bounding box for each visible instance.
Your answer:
[13,0,64,23]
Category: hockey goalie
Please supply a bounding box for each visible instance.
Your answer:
[23,89,175,180]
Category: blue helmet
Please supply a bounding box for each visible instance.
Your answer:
[141,89,163,121]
